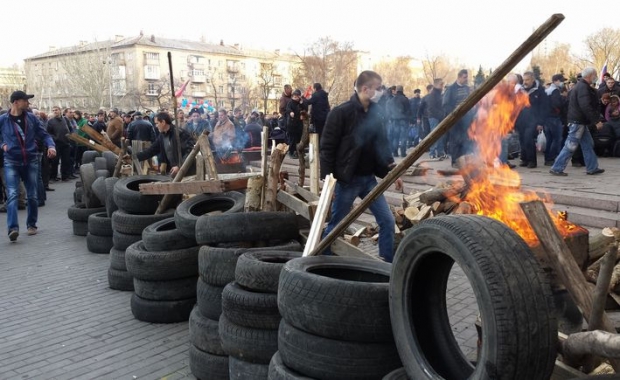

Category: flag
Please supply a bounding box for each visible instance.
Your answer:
[175,79,190,98]
[303,85,313,99]
[601,62,608,83]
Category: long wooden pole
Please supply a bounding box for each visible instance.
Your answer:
[168,52,182,168]
[309,13,565,256]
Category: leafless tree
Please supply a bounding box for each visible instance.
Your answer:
[530,42,580,80]
[256,62,279,114]
[580,28,620,78]
[0,67,26,109]
[420,52,457,85]
[373,56,423,94]
[207,67,225,108]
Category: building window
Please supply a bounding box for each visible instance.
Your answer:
[145,52,159,60]
[218,73,224,80]
[145,65,160,80]
[192,69,205,77]
[147,83,158,96]
[218,86,224,93]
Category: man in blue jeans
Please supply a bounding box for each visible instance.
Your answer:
[550,67,604,176]
[0,91,56,242]
[320,70,403,262]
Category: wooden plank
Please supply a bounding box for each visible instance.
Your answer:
[141,178,249,195]
[81,125,121,154]
[303,174,336,257]
[309,133,319,195]
[198,131,218,180]
[551,360,586,379]
[66,133,110,153]
[331,237,380,261]
[195,152,205,181]
[276,191,311,220]
[113,139,128,178]
[261,126,269,209]
[283,179,320,203]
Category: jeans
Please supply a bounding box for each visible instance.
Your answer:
[389,119,409,156]
[321,175,395,262]
[551,123,599,173]
[4,159,39,234]
[428,118,445,157]
[544,117,564,162]
[448,113,474,165]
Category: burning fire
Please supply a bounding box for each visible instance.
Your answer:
[458,81,577,244]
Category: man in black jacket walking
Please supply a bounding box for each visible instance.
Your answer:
[550,67,605,176]
[320,70,403,262]
[305,83,330,140]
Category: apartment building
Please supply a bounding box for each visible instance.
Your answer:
[0,67,26,110]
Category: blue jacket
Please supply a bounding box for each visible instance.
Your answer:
[0,112,55,164]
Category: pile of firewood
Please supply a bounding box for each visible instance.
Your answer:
[585,228,620,307]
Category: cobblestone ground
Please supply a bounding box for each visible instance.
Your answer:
[0,179,477,379]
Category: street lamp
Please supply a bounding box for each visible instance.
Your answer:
[103,57,113,108]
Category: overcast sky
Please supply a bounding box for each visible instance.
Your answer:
[3,0,614,71]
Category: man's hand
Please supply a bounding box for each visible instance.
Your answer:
[170,166,180,177]
[47,147,56,159]
[289,112,294,118]
[596,121,604,130]
[536,125,544,132]
[2,145,7,152]
[395,178,404,192]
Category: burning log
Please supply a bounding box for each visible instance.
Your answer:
[419,185,464,205]
[454,201,474,215]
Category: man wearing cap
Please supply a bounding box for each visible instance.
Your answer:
[0,91,56,241]
[544,74,568,165]
[184,108,210,138]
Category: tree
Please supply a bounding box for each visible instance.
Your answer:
[420,52,456,84]
[0,67,26,110]
[531,65,544,83]
[530,42,579,83]
[581,28,620,78]
[294,37,358,106]
[126,75,180,111]
[474,65,486,89]
[373,56,417,93]
[256,61,279,114]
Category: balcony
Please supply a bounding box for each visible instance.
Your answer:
[146,90,158,97]
[192,91,206,98]
[189,62,205,70]
[227,65,239,74]
[191,75,206,83]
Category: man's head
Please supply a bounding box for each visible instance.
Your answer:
[284,84,292,96]
[354,70,383,105]
[522,71,536,89]
[97,111,105,122]
[250,111,259,123]
[233,108,242,118]
[218,108,228,122]
[74,110,82,120]
[133,111,142,120]
[456,69,468,85]
[313,83,322,92]
[190,112,201,122]
[552,73,566,87]
[603,72,612,82]
[606,77,616,90]
[601,92,611,105]
[63,108,73,118]
[395,85,404,94]
[426,84,433,93]
[582,67,598,85]
[10,91,34,112]
[292,89,302,102]
[52,106,62,118]
[433,78,444,90]
[154,111,172,132]
[413,89,421,98]
[109,108,118,118]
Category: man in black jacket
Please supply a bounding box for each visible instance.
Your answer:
[518,71,550,168]
[427,79,446,159]
[386,85,412,157]
[544,74,568,165]
[285,89,307,158]
[305,82,330,139]
[135,112,194,176]
[320,70,403,262]
[550,67,605,176]
[443,69,473,166]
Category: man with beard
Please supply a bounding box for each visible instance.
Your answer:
[211,108,237,157]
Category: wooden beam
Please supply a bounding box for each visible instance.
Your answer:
[276,190,311,220]
[331,237,379,261]
[309,13,566,256]
[520,200,620,372]
[550,360,585,379]
[113,139,128,178]
[283,179,320,203]
[195,152,205,181]
[66,133,110,153]
[303,174,336,257]
[81,125,121,154]
[140,178,250,195]
[260,126,269,209]
[591,243,619,331]
[198,131,218,180]
[309,133,320,195]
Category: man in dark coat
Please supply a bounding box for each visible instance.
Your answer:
[285,89,307,158]
[305,82,330,139]
[517,71,550,168]
[386,85,412,157]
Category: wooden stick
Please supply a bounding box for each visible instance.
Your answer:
[66,133,110,153]
[113,138,128,178]
[195,152,205,181]
[263,143,288,212]
[168,51,182,168]
[81,125,121,154]
[309,13,565,257]
[260,126,269,209]
[309,133,320,195]
[562,330,620,360]
[520,200,620,372]
[198,131,218,180]
[303,174,337,257]
[590,243,619,331]
[297,113,310,187]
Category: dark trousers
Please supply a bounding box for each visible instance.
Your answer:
[41,150,50,187]
[517,122,538,165]
[287,126,302,156]
[50,144,72,180]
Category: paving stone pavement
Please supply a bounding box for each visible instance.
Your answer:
[0,177,477,379]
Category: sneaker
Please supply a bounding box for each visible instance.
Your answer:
[27,227,37,236]
[527,162,537,169]
[8,230,18,242]
[587,168,605,175]
[549,169,568,176]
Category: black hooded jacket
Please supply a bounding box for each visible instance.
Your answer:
[305,89,330,125]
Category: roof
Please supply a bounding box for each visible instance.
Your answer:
[26,40,115,61]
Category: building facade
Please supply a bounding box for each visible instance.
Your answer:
[0,67,26,110]
[24,34,299,114]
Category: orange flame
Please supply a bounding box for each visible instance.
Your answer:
[462,82,578,244]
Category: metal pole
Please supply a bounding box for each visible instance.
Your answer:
[309,13,566,257]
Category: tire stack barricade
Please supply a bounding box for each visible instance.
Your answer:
[108,175,173,291]
[86,211,113,254]
[223,251,301,379]
[270,256,402,380]
[66,152,107,236]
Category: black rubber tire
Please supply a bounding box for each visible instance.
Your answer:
[174,191,245,239]
[95,169,109,179]
[278,256,393,343]
[81,150,99,165]
[86,233,113,254]
[74,187,83,204]
[109,247,127,271]
[112,230,141,251]
[196,212,299,245]
[382,368,408,380]
[189,307,226,355]
[75,181,83,188]
[111,209,174,236]
[79,163,101,208]
[390,215,557,380]
[67,203,106,222]
[219,315,279,364]
[91,176,107,205]
[199,241,302,287]
[72,220,88,236]
[125,241,200,281]
[133,276,198,301]
[101,151,117,173]
[104,177,119,218]
[189,344,229,380]
[94,156,107,171]
[142,217,197,252]
[130,293,195,323]
[229,356,269,380]
[222,282,280,330]
[196,278,224,321]
[278,321,401,380]
[235,251,301,293]
[268,352,314,380]
[87,212,112,236]
[107,267,134,291]
[113,175,170,215]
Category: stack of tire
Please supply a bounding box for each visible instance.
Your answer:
[67,203,105,237]
[187,208,301,380]
[108,175,174,292]
[270,256,402,380]
[86,211,113,254]
[125,219,199,323]
[222,251,301,379]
